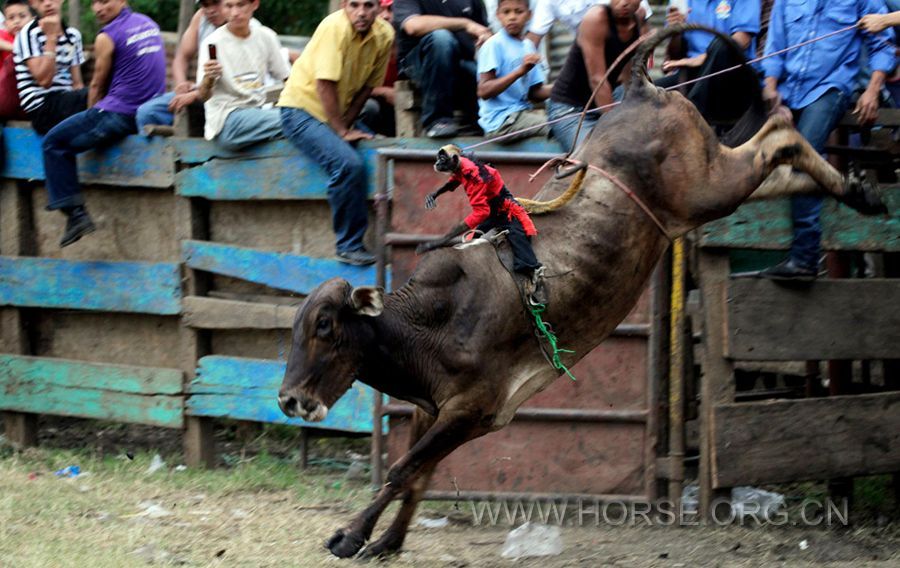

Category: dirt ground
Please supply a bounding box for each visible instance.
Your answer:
[1,419,898,567]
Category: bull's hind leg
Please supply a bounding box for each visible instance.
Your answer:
[358,409,437,559]
[325,403,486,558]
[746,121,886,214]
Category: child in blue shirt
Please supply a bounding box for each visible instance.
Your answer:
[477,0,551,143]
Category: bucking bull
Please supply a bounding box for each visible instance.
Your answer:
[277,25,887,559]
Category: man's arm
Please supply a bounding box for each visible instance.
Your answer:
[24,16,63,88]
[856,0,897,124]
[88,33,114,108]
[578,9,614,108]
[525,0,555,47]
[70,65,84,89]
[402,15,490,45]
[665,7,687,61]
[316,79,370,141]
[343,86,373,128]
[172,10,203,90]
[860,11,900,33]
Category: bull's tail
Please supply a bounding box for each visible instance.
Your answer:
[518,168,587,215]
[628,23,767,147]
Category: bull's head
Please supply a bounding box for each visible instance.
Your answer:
[278,278,384,422]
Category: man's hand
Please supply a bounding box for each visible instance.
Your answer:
[342,128,373,142]
[666,6,687,27]
[465,20,492,47]
[859,14,889,34]
[39,15,62,39]
[520,52,541,74]
[762,80,782,113]
[425,192,439,210]
[854,87,880,125]
[662,53,706,73]
[168,91,199,112]
[203,60,223,81]
[174,81,196,95]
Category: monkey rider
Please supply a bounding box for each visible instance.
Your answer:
[417,145,543,279]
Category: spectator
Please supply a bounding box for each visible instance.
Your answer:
[41,0,166,247]
[476,0,550,143]
[195,0,290,151]
[359,0,398,136]
[547,0,647,149]
[757,0,894,281]
[394,0,491,138]
[0,0,31,120]
[658,0,761,126]
[12,0,85,134]
[278,0,393,266]
[136,0,227,133]
[525,0,653,46]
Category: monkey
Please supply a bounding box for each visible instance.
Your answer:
[418,145,545,293]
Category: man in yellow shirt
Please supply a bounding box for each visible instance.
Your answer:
[279,0,394,265]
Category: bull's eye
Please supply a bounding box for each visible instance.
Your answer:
[315,317,332,338]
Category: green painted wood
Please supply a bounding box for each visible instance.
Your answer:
[187,356,379,433]
[0,257,182,314]
[1,126,174,187]
[182,240,383,295]
[699,186,900,251]
[0,355,184,428]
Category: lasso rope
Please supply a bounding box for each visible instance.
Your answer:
[529,302,577,381]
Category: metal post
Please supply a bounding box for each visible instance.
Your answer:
[371,153,390,488]
[67,0,81,30]
[177,0,195,38]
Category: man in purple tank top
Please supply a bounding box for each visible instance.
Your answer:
[41,0,166,247]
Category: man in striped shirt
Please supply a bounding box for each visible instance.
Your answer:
[12,0,86,134]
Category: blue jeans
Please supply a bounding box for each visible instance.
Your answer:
[43,108,136,210]
[217,108,284,151]
[280,107,368,253]
[546,99,598,150]
[789,88,850,270]
[402,29,477,128]
[135,92,175,133]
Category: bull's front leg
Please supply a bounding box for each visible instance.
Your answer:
[325,406,485,558]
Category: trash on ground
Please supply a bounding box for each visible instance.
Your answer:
[731,486,784,519]
[54,465,81,478]
[146,454,166,474]
[417,516,449,529]
[500,522,563,559]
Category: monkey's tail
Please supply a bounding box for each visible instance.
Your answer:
[518,168,587,215]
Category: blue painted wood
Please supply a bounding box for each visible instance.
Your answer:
[174,136,564,199]
[187,356,381,433]
[1,126,174,187]
[0,355,184,428]
[0,257,182,314]
[182,240,384,295]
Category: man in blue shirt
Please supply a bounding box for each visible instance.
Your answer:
[658,0,761,125]
[758,0,894,280]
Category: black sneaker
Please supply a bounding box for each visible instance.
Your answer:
[756,259,817,282]
[336,248,376,266]
[60,207,96,248]
[425,119,459,139]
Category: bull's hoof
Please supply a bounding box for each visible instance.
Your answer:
[325,528,366,558]
[358,535,404,561]
[840,172,888,215]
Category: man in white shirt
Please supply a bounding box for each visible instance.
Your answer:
[197,0,290,150]
[525,0,652,45]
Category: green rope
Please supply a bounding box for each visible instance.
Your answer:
[529,303,577,381]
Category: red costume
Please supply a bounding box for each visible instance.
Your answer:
[450,156,537,236]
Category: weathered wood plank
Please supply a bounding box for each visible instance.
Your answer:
[0,257,181,314]
[182,296,299,329]
[725,278,900,360]
[0,355,184,428]
[173,136,563,166]
[187,356,378,433]
[182,240,381,295]
[699,186,900,251]
[1,127,175,187]
[712,392,900,487]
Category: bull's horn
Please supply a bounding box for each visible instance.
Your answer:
[350,286,384,317]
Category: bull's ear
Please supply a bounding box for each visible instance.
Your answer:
[349,286,384,317]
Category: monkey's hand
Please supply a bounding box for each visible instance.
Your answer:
[424,192,438,210]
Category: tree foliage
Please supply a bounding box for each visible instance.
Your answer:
[73,0,330,43]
